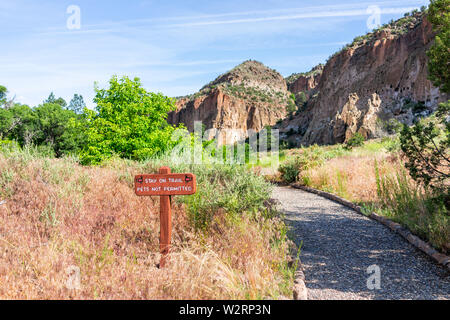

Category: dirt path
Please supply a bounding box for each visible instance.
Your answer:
[273,186,450,300]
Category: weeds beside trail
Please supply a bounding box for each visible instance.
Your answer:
[0,146,295,299]
[277,137,449,253]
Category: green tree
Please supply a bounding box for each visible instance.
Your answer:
[286,94,296,114]
[295,91,308,112]
[4,104,37,145]
[400,102,449,190]
[33,103,86,156]
[44,92,67,107]
[44,92,56,104]
[400,0,449,196]
[0,85,7,106]
[68,94,86,114]
[80,76,179,165]
[0,107,13,139]
[0,101,85,156]
[427,0,450,93]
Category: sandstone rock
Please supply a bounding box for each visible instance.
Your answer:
[286,64,324,97]
[168,60,289,144]
[283,14,449,145]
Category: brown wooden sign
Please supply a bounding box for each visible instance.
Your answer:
[134,167,196,268]
[135,173,196,196]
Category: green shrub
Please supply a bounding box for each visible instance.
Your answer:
[129,153,275,230]
[344,132,365,150]
[381,118,403,134]
[279,158,301,183]
[381,136,401,152]
[286,98,296,114]
[184,165,274,229]
[278,144,350,183]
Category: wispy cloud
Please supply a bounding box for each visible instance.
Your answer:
[166,6,418,28]
[33,0,423,36]
[0,0,428,107]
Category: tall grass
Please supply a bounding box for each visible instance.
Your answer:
[375,162,449,251]
[0,144,296,299]
[278,144,349,183]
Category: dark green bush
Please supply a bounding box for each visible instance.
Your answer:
[344,132,365,150]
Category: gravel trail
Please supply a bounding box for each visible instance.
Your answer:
[273,186,450,300]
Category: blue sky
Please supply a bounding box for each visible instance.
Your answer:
[0,0,429,108]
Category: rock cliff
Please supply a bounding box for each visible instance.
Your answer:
[279,12,449,146]
[168,60,289,144]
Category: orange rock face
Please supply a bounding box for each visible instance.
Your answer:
[168,88,287,144]
[168,61,289,144]
[287,64,323,98]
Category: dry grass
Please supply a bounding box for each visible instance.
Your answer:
[0,150,293,299]
[301,154,401,202]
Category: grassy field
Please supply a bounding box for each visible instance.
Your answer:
[0,145,296,299]
[276,136,449,254]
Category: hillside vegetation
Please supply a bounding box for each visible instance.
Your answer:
[181,60,289,104]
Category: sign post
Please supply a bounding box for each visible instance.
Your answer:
[158,166,171,268]
[135,166,196,268]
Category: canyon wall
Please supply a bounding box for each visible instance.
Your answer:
[291,13,448,145]
[168,60,289,144]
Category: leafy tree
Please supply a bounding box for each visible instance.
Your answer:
[0,101,86,156]
[399,0,449,197]
[0,85,7,106]
[44,92,56,104]
[54,97,67,108]
[0,107,13,139]
[286,94,297,114]
[427,0,449,93]
[33,103,86,156]
[43,92,67,107]
[3,104,37,145]
[80,76,179,165]
[295,91,308,112]
[400,102,449,190]
[68,94,86,114]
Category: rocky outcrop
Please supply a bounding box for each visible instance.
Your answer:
[168,60,289,144]
[280,13,449,146]
[170,13,448,147]
[286,64,324,98]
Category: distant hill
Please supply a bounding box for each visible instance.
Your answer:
[276,11,448,146]
[168,60,290,144]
